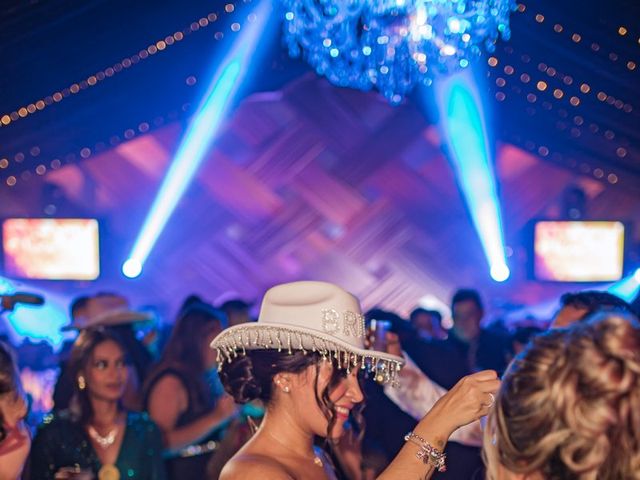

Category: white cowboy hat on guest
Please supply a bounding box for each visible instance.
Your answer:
[210,281,404,384]
[62,293,151,331]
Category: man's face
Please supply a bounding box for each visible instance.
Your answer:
[452,299,482,342]
[550,305,589,329]
[413,313,437,337]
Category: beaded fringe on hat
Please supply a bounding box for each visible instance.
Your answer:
[213,326,402,385]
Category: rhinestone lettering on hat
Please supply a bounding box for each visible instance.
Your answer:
[321,308,366,338]
[321,309,340,334]
[343,310,365,338]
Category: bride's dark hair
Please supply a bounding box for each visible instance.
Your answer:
[220,350,365,440]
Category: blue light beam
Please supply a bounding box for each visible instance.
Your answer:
[432,69,510,282]
[123,2,272,278]
[0,275,69,346]
[608,267,640,302]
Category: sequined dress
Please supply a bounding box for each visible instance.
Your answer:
[27,411,167,480]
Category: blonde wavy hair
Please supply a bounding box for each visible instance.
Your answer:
[484,312,640,479]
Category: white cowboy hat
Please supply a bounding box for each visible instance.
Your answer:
[210,281,404,384]
[62,294,151,331]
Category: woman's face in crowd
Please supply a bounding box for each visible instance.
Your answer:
[84,340,127,402]
[289,360,364,440]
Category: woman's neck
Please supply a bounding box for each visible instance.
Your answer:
[258,405,316,460]
[89,396,121,428]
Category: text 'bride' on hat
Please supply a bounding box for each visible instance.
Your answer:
[210,281,404,384]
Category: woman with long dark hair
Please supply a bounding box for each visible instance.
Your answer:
[28,328,166,480]
[143,299,237,479]
[0,341,30,480]
[213,281,500,479]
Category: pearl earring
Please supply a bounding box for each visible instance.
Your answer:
[78,376,86,390]
[283,386,290,393]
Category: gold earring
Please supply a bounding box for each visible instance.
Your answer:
[78,376,86,390]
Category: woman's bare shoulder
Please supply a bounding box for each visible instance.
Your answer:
[220,452,294,480]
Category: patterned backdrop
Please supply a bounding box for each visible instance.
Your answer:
[2,75,639,321]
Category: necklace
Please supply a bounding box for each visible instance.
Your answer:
[265,431,323,467]
[98,464,120,480]
[88,425,118,448]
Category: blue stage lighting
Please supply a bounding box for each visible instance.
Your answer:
[490,263,511,282]
[122,258,143,278]
[0,276,12,294]
[432,68,510,282]
[609,268,640,302]
[0,276,68,346]
[123,1,272,277]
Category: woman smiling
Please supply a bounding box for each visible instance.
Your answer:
[212,281,499,479]
[28,328,166,480]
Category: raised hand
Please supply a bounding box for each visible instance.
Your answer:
[423,370,500,437]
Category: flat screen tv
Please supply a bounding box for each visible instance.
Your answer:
[533,220,625,282]
[1,218,100,280]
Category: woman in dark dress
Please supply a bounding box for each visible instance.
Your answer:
[28,328,166,480]
[143,299,238,479]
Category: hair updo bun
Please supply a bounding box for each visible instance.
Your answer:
[485,312,640,480]
[219,349,322,404]
[220,354,266,404]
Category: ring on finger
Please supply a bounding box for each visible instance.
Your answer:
[485,392,496,408]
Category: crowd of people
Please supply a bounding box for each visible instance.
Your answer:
[0,282,639,479]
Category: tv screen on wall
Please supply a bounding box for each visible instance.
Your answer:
[1,218,100,280]
[533,220,625,282]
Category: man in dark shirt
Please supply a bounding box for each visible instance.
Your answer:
[363,301,501,480]
[404,289,509,390]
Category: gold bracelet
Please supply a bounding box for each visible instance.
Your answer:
[404,432,447,472]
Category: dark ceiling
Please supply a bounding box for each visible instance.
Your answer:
[0,0,638,191]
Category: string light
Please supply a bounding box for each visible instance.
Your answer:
[4,1,633,191]
[0,1,253,128]
[519,3,638,70]
[0,5,257,187]
[3,114,166,187]
[488,61,632,171]
[1,6,259,185]
[490,43,635,114]
[504,133,625,187]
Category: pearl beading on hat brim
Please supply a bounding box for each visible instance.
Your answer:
[212,325,403,385]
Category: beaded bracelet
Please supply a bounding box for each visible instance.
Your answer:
[404,431,447,472]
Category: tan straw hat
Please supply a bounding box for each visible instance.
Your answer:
[62,294,151,331]
[210,281,404,384]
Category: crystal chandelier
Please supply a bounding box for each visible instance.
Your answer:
[281,0,515,104]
